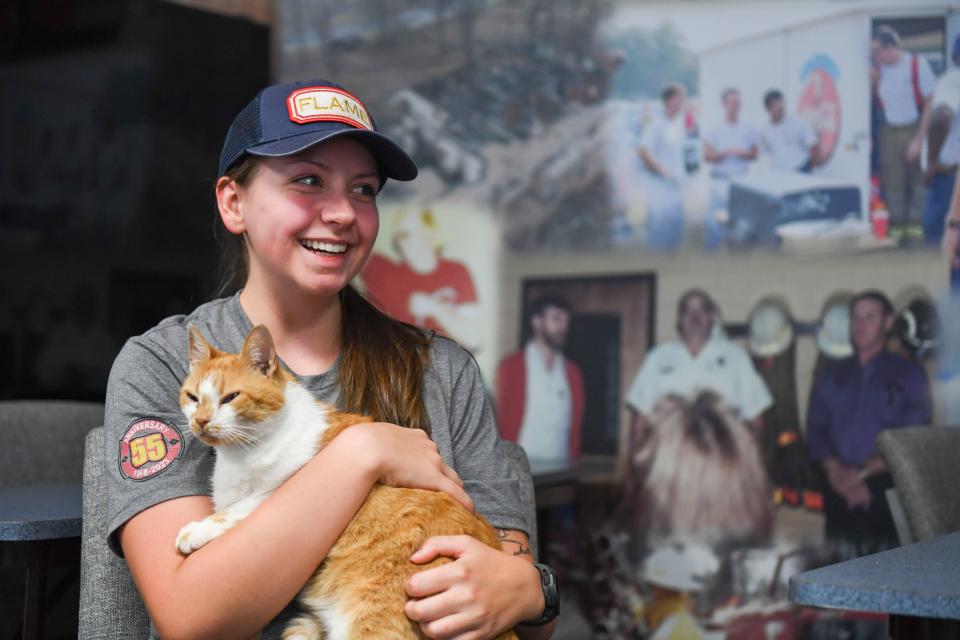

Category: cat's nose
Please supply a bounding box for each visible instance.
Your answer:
[195,415,210,430]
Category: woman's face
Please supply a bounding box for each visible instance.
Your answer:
[224,137,381,298]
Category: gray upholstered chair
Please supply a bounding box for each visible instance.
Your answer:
[79,427,150,639]
[77,428,539,638]
[877,426,960,542]
[0,400,104,488]
[0,400,106,638]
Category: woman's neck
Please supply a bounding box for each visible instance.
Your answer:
[238,281,342,376]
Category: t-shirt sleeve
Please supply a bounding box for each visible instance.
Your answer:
[103,332,213,557]
[439,343,532,538]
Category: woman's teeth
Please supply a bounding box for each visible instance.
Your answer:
[300,240,347,254]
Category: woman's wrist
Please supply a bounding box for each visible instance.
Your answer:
[518,560,546,623]
[325,425,381,486]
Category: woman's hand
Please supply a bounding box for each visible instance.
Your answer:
[404,536,543,640]
[341,422,474,512]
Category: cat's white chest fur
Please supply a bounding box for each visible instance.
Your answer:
[211,383,331,510]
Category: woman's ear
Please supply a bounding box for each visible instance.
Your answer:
[216,176,246,235]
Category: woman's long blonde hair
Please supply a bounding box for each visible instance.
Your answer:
[215,157,431,432]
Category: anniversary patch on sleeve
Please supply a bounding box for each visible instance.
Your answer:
[118,418,184,481]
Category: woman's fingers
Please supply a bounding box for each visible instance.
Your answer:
[418,613,482,640]
[441,478,474,512]
[439,461,465,487]
[405,589,461,623]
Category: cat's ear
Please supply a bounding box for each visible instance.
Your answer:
[187,325,212,371]
[243,325,278,377]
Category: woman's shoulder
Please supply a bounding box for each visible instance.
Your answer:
[423,332,478,384]
[118,295,243,367]
[425,332,471,365]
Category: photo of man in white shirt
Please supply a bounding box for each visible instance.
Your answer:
[760,89,819,173]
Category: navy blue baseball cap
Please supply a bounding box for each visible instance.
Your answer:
[218,79,418,183]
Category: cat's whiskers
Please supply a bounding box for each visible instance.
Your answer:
[222,425,263,450]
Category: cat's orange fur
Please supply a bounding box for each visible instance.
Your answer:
[180,326,518,640]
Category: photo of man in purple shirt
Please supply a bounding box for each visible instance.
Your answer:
[806,290,932,556]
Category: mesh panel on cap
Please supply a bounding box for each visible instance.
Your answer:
[218,92,264,176]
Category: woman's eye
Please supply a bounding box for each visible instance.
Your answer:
[352,183,377,197]
[295,175,320,186]
[221,392,240,404]
[186,392,198,403]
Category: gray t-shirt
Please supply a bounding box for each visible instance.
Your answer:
[104,293,532,561]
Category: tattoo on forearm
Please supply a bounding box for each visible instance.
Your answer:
[497,528,533,557]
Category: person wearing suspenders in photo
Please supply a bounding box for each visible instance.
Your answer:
[871,25,936,241]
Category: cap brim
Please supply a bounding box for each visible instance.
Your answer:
[246,128,418,182]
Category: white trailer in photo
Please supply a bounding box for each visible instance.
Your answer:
[697,1,959,224]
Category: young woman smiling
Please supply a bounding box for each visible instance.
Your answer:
[104,80,557,640]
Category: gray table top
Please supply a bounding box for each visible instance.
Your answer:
[789,530,960,620]
[0,483,82,542]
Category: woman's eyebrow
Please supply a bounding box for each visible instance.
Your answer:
[293,159,378,181]
[293,159,333,171]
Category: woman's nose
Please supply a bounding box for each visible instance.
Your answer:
[319,193,357,227]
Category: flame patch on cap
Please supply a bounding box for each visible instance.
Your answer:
[286,87,373,130]
[118,418,184,482]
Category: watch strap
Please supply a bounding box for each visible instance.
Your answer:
[519,562,559,627]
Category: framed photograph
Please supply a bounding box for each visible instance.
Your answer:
[509,273,656,458]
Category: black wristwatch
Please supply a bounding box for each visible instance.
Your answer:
[519,562,559,626]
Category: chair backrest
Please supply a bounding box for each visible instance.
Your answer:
[79,427,151,640]
[0,400,104,489]
[877,426,960,542]
[499,439,539,560]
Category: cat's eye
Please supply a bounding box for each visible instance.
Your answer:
[221,392,240,404]
[186,392,198,403]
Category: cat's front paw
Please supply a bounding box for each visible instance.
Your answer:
[176,518,223,555]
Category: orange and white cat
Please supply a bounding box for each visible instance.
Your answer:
[175,325,517,640]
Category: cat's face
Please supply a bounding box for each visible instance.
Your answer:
[180,325,286,447]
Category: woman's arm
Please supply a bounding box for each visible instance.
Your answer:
[122,423,471,640]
